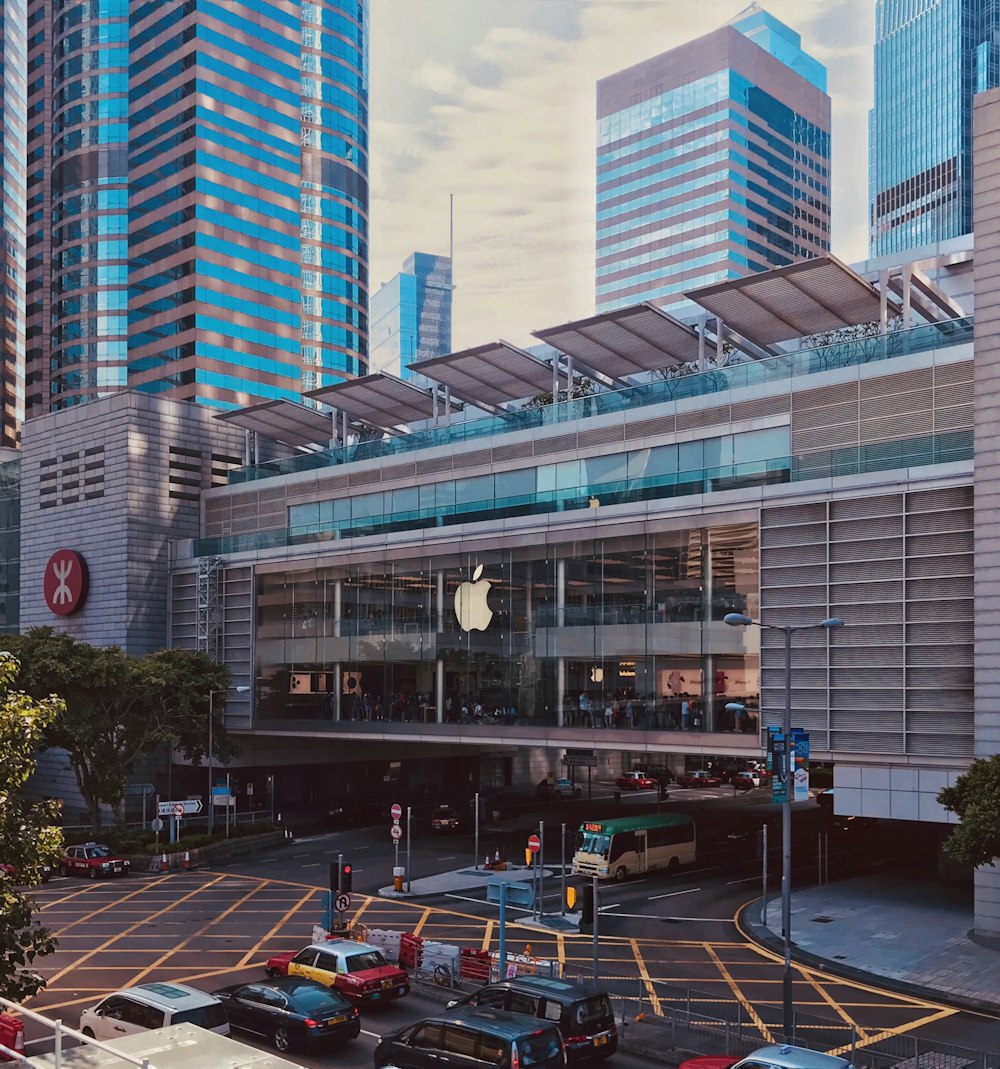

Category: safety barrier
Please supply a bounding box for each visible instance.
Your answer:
[460,948,492,983]
[360,927,401,963]
[399,932,424,969]
[0,1015,24,1063]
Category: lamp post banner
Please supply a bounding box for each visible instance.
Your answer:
[792,730,810,801]
[770,733,788,803]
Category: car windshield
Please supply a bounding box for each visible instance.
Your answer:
[518,1030,562,1065]
[291,986,349,1014]
[172,1004,227,1029]
[574,996,612,1026]
[345,951,387,972]
[86,846,112,858]
[578,833,610,858]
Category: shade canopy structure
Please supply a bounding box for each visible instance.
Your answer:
[412,341,559,408]
[306,372,460,431]
[687,255,894,347]
[534,302,702,379]
[215,399,336,448]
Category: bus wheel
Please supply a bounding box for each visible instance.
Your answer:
[614,866,627,882]
[667,856,680,872]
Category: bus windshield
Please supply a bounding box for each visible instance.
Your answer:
[579,832,610,857]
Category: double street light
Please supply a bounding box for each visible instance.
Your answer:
[207,686,250,836]
[723,611,843,1039]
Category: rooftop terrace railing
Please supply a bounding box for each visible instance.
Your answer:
[230,316,974,484]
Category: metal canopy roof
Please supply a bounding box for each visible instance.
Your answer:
[215,399,334,448]
[686,255,892,347]
[412,342,557,407]
[533,302,702,377]
[306,373,459,429]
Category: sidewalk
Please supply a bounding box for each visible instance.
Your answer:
[380,861,1000,1014]
[740,871,1000,1016]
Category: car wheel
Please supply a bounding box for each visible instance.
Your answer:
[266,967,281,978]
[614,866,627,882]
[88,868,98,879]
[58,865,69,878]
[574,788,582,799]
[273,1025,291,1053]
[82,1028,94,1039]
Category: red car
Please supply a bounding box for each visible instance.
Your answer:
[59,843,130,879]
[679,771,721,788]
[266,940,410,1004]
[615,772,655,790]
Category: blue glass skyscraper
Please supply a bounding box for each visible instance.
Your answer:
[24,0,369,415]
[370,253,452,381]
[870,0,1000,256]
[596,5,831,314]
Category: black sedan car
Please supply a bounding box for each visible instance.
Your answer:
[211,977,359,1053]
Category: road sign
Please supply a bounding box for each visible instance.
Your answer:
[150,818,164,833]
[158,799,202,817]
[391,824,403,841]
[173,803,185,818]
[335,892,351,912]
[527,833,541,855]
[391,803,402,821]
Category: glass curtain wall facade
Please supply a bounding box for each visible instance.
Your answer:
[870,0,1000,256]
[596,10,830,315]
[369,252,452,381]
[254,522,760,734]
[24,0,368,416]
[1,0,27,445]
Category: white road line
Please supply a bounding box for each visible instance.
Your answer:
[355,846,371,851]
[598,902,621,911]
[725,876,759,885]
[437,856,457,861]
[361,1029,383,1040]
[302,863,320,869]
[648,888,700,901]
[258,857,278,863]
[603,911,733,921]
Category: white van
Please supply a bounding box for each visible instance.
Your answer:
[79,982,229,1041]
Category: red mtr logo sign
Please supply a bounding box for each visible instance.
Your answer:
[43,550,89,616]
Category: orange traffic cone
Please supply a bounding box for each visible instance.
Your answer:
[160,852,168,872]
[183,851,191,870]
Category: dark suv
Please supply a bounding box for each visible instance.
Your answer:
[375,1007,566,1069]
[447,977,616,1063]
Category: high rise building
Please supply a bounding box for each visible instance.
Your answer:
[595,4,831,314]
[369,253,452,381]
[23,0,369,416]
[869,0,999,258]
[0,0,27,446]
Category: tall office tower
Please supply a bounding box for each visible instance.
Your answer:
[23,0,368,416]
[369,253,452,380]
[595,5,831,314]
[0,0,27,445]
[870,0,999,257]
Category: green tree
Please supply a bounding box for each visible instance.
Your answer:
[5,629,238,834]
[0,652,64,1000]
[937,755,1000,868]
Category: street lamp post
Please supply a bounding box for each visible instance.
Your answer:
[723,611,843,1038]
[207,686,250,836]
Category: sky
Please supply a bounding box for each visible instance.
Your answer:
[368,0,875,352]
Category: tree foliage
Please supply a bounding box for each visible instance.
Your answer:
[4,629,238,833]
[0,653,64,1001]
[937,755,1000,868]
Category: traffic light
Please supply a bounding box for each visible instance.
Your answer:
[580,883,594,927]
[341,863,352,893]
[329,861,353,895]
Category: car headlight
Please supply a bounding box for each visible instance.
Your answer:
[100,862,110,869]
[599,866,608,874]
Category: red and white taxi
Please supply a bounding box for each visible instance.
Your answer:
[266,940,409,1004]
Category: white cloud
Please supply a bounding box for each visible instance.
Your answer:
[369,0,875,350]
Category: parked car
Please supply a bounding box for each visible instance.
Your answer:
[374,1007,566,1069]
[732,771,761,791]
[680,1045,854,1069]
[0,862,50,884]
[60,843,130,879]
[431,805,462,832]
[265,940,410,1004]
[211,977,359,1053]
[536,778,582,800]
[80,983,229,1041]
[816,787,835,808]
[679,771,721,788]
[643,766,676,786]
[615,771,655,790]
[446,976,616,1063]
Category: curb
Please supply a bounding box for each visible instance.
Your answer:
[735,899,1000,1019]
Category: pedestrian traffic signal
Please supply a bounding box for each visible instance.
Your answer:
[580,883,594,926]
[341,863,352,893]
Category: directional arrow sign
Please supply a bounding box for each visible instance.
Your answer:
[158,799,203,817]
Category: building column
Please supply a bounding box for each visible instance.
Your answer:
[556,657,566,728]
[700,527,716,733]
[436,659,445,723]
[334,581,342,638]
[556,560,566,627]
[333,663,341,721]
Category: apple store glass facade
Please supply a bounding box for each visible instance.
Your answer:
[254,521,760,732]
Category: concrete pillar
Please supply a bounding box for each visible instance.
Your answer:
[556,560,566,628]
[436,659,445,723]
[334,581,342,638]
[333,664,341,721]
[700,527,715,733]
[556,657,566,728]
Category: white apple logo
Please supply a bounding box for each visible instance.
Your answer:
[455,564,494,632]
[590,666,604,683]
